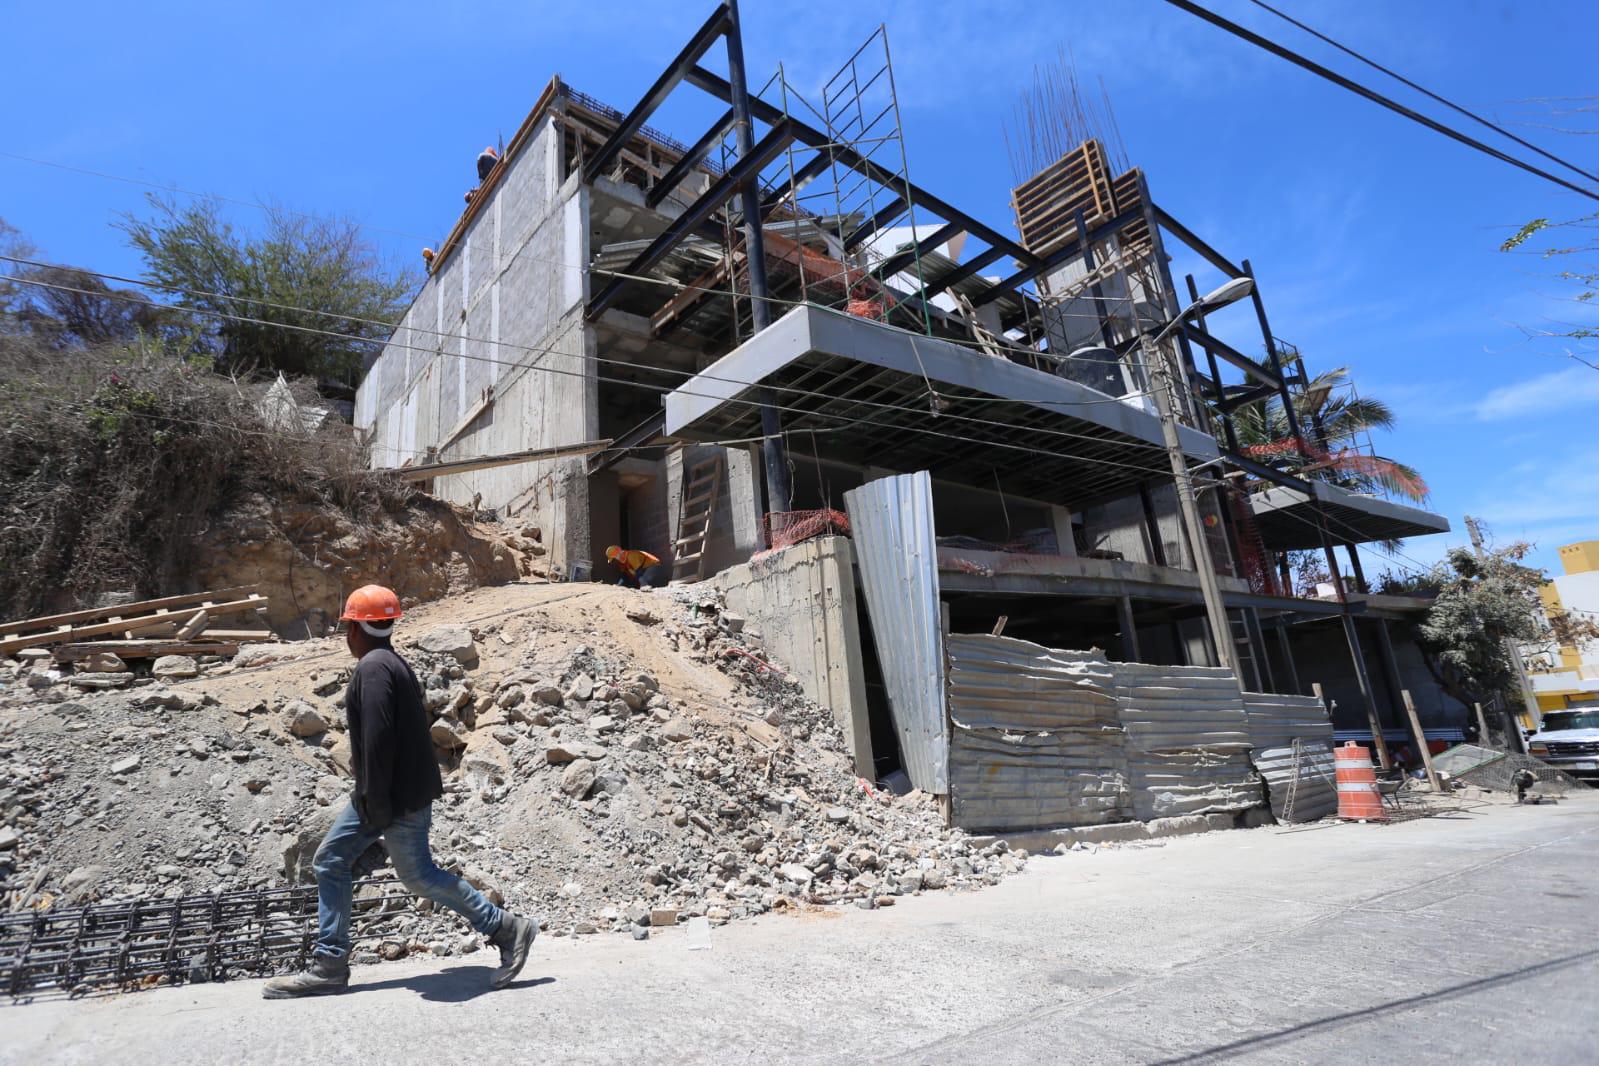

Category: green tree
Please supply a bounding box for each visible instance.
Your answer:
[1410,522,1599,710]
[119,196,415,390]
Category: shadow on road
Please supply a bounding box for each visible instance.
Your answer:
[1152,947,1599,1064]
[353,965,555,1003]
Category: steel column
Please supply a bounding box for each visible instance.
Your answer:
[724,0,791,513]
[1273,621,1303,694]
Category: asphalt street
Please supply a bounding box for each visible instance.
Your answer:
[6,792,1596,1065]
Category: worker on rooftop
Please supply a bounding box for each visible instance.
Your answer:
[263,585,536,999]
[606,545,667,588]
[476,145,499,182]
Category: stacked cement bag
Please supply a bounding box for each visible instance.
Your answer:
[946,635,1131,832]
[1114,663,1264,820]
[1242,692,1338,823]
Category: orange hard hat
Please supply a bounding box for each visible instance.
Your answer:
[606,545,622,562]
[341,585,402,622]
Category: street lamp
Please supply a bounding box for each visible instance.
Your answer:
[1067,280,1255,671]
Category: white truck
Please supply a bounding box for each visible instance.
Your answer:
[1527,709,1599,782]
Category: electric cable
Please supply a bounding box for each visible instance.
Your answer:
[1244,0,1599,185]
[1158,0,1599,202]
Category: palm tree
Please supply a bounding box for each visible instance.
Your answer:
[1231,365,1428,503]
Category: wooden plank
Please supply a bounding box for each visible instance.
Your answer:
[175,610,210,640]
[435,386,495,453]
[0,595,268,654]
[381,439,613,482]
[2,586,259,639]
[1401,690,1444,792]
[52,640,241,661]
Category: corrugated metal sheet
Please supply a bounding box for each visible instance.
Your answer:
[1251,742,1339,822]
[1115,663,1252,753]
[844,472,948,793]
[1114,662,1261,818]
[1242,692,1334,750]
[946,635,1129,831]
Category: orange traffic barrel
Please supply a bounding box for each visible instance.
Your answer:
[1335,741,1387,821]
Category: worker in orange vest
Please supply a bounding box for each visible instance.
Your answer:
[606,545,667,588]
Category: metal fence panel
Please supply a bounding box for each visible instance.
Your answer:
[945,634,1130,831]
[1251,742,1339,822]
[1242,691,1334,750]
[844,472,948,793]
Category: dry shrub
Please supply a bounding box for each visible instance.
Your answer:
[0,342,413,617]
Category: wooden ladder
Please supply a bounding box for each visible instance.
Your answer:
[672,453,723,584]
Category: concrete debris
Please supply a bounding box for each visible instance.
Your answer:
[416,625,479,664]
[152,655,200,680]
[0,584,1027,949]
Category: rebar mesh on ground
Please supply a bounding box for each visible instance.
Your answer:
[1434,743,1582,794]
[2,877,411,998]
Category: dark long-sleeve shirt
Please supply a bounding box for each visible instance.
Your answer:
[344,647,442,831]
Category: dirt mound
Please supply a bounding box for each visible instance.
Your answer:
[189,492,521,634]
[1,583,1027,960]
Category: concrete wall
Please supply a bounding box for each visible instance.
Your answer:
[713,536,873,773]
[354,115,596,571]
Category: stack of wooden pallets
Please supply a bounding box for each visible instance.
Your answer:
[0,585,274,664]
[1009,138,1152,260]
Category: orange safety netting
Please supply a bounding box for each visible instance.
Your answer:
[750,508,852,563]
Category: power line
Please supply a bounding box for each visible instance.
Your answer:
[0,258,1174,489]
[3,271,1200,487]
[1158,0,1599,203]
[1244,0,1599,186]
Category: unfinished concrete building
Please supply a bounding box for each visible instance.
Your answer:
[355,3,1455,830]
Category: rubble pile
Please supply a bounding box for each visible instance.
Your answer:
[1,584,1027,963]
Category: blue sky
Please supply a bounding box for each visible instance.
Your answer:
[5,0,1596,577]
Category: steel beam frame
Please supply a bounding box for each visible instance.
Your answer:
[582,4,732,185]
[586,119,797,320]
[646,107,736,208]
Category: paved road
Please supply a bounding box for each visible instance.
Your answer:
[7,794,1597,1065]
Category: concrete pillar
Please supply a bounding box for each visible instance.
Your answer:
[725,446,763,557]
[1117,596,1141,662]
[664,448,687,568]
[1050,505,1077,558]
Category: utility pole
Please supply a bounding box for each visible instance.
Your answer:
[1144,331,1235,673]
[724,0,792,515]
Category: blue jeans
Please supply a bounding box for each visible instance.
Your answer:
[312,802,504,960]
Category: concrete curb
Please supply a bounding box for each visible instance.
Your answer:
[969,810,1276,853]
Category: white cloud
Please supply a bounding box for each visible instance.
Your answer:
[1474,365,1599,420]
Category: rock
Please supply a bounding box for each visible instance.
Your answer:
[588,714,616,733]
[561,758,597,798]
[284,700,330,738]
[565,673,595,701]
[0,826,20,851]
[111,755,141,775]
[61,864,108,903]
[545,741,606,764]
[921,869,948,890]
[233,645,287,669]
[496,686,525,708]
[380,941,406,961]
[897,870,925,893]
[430,718,468,749]
[491,726,520,746]
[826,807,851,823]
[314,776,346,806]
[77,652,128,673]
[625,606,660,625]
[778,863,815,885]
[720,612,746,634]
[649,907,678,927]
[631,924,650,940]
[70,674,129,690]
[417,625,478,664]
[531,685,563,707]
[662,718,694,743]
[283,805,342,882]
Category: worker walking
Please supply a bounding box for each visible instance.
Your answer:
[263,585,536,999]
[606,545,668,588]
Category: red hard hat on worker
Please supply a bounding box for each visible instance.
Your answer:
[340,585,403,622]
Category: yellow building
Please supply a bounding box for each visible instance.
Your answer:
[1528,539,1599,712]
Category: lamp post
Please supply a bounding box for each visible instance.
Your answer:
[1072,277,1254,671]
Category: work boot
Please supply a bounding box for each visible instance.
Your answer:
[262,955,350,999]
[487,913,536,990]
